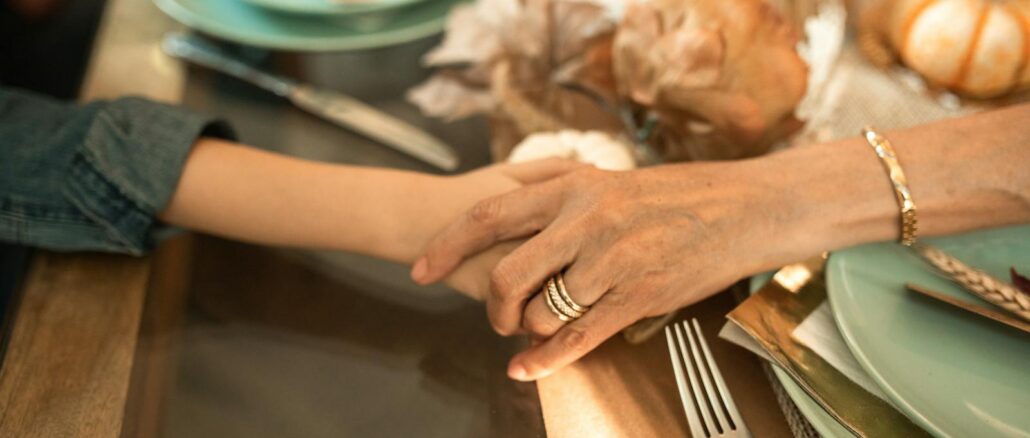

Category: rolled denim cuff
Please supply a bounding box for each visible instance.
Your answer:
[61,97,233,255]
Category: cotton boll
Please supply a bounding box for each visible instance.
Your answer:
[508,133,578,162]
[508,130,637,170]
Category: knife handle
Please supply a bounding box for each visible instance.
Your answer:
[162,32,295,97]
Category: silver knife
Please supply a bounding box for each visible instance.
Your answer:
[161,32,460,171]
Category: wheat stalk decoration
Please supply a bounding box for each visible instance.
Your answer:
[915,244,1030,323]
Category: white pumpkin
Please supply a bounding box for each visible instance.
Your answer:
[877,0,1030,98]
[507,130,637,170]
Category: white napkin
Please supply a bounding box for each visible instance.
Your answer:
[718,321,774,363]
[791,302,890,401]
[718,301,890,402]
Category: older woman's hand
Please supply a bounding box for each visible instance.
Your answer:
[411,104,1030,381]
[411,106,1030,382]
[411,158,816,380]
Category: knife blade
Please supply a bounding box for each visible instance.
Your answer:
[161,32,460,171]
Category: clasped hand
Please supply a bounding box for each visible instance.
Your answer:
[412,161,797,381]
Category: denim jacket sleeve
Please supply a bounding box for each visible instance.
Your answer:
[0,87,233,255]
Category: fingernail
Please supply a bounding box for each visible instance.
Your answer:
[508,363,528,381]
[411,257,428,283]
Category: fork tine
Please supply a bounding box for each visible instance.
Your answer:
[692,318,751,437]
[675,321,717,437]
[666,327,706,438]
[685,319,730,435]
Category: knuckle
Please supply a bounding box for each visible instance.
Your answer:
[577,201,623,234]
[603,290,632,308]
[575,165,605,179]
[489,264,519,301]
[468,197,503,226]
[558,326,589,352]
[601,242,636,269]
[574,212,606,237]
[486,302,517,336]
[423,238,449,263]
[595,199,631,228]
[559,167,599,190]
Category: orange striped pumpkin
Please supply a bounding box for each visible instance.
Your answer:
[882,0,1030,98]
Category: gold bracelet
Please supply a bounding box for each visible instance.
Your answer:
[861,126,918,246]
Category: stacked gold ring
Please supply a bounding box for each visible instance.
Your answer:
[543,272,591,322]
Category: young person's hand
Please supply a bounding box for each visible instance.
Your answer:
[158,138,582,302]
[435,160,587,300]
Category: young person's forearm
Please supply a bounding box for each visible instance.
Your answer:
[761,103,1030,262]
[158,139,519,263]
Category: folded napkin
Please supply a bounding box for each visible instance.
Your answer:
[720,301,888,404]
[721,256,927,437]
[792,302,889,402]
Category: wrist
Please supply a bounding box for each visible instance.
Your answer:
[753,138,900,263]
[391,170,523,263]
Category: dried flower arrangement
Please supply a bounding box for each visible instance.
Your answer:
[407,0,810,163]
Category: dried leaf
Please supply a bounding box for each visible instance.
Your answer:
[407,75,495,120]
[418,0,621,124]
[412,0,808,161]
[551,0,618,64]
[422,5,501,67]
[612,0,807,157]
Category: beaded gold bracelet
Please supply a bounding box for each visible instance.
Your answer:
[861,127,918,246]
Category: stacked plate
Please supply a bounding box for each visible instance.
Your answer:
[754,225,1030,437]
[154,0,464,51]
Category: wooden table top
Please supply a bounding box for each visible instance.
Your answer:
[1,1,794,436]
[538,292,793,437]
[0,0,185,436]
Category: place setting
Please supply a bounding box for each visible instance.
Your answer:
[708,18,1030,433]
[152,0,469,174]
[709,5,1030,431]
[720,226,1030,437]
[153,0,463,51]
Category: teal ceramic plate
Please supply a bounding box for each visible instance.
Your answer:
[750,274,854,438]
[242,0,424,16]
[155,0,460,52]
[828,225,1030,437]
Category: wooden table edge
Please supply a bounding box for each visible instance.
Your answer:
[0,1,186,436]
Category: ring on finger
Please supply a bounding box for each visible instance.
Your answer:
[556,272,590,313]
[543,276,584,322]
[544,281,575,322]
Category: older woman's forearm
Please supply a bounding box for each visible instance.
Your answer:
[408,103,1029,380]
[762,103,1030,265]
